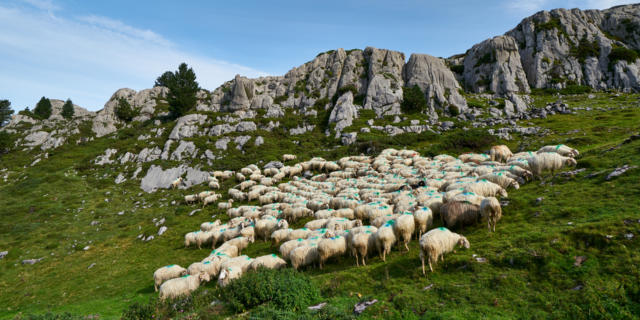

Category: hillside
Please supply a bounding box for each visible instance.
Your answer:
[0,4,639,320]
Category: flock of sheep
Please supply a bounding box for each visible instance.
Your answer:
[153,145,580,300]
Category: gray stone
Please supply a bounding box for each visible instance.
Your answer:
[0,251,7,259]
[115,173,126,184]
[158,226,168,236]
[364,74,403,117]
[208,124,235,136]
[254,136,264,146]
[290,125,315,135]
[234,135,251,150]
[606,165,638,180]
[329,92,358,137]
[140,165,184,193]
[264,161,284,169]
[170,141,197,161]
[235,121,257,133]
[94,148,118,165]
[265,105,284,118]
[215,138,230,150]
[168,114,207,140]
[341,132,358,145]
[22,258,43,265]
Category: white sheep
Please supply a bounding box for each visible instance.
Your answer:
[220,255,254,274]
[279,238,308,260]
[537,144,579,158]
[375,223,396,262]
[413,206,433,239]
[224,236,254,254]
[255,218,288,241]
[393,213,416,251]
[171,177,183,189]
[290,244,319,270]
[480,197,502,232]
[218,199,234,210]
[351,230,376,266]
[463,180,508,198]
[478,173,520,190]
[200,220,222,232]
[184,194,198,205]
[202,194,221,208]
[283,154,297,161]
[153,264,187,292]
[209,180,220,189]
[184,231,199,247]
[248,254,287,271]
[159,272,210,300]
[528,152,577,179]
[305,219,329,230]
[187,260,218,276]
[317,235,348,269]
[489,145,513,163]
[419,227,470,274]
[270,228,293,245]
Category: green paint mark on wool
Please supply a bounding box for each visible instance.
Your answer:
[165,264,175,268]
[204,261,210,264]
[438,227,448,231]
[182,275,189,278]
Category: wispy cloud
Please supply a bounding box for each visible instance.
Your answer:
[505,0,550,13]
[0,2,266,110]
[505,0,635,13]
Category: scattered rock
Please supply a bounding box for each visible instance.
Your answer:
[254,136,264,147]
[354,299,378,315]
[189,209,201,216]
[422,284,434,291]
[117,211,124,216]
[215,137,230,150]
[90,220,100,226]
[264,161,284,169]
[535,197,544,205]
[560,168,586,177]
[87,263,96,269]
[308,302,327,310]
[158,226,168,236]
[0,251,7,259]
[573,256,587,267]
[83,246,90,251]
[115,173,126,184]
[571,285,583,291]
[606,165,638,180]
[341,132,358,145]
[624,233,634,240]
[22,258,43,265]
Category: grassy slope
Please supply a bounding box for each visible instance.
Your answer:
[0,93,639,319]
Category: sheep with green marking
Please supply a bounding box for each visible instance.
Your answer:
[489,145,514,163]
[537,144,579,158]
[317,234,348,269]
[393,212,416,251]
[419,227,470,274]
[290,244,319,270]
[351,230,377,266]
[375,222,396,262]
[159,272,209,300]
[480,197,502,232]
[413,206,433,239]
[248,254,287,271]
[528,152,578,179]
[153,264,187,291]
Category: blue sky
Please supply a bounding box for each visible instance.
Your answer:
[0,0,635,111]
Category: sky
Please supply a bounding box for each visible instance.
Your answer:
[0,0,636,111]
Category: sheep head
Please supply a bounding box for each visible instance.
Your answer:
[180,270,188,276]
[354,219,363,227]
[566,158,577,167]
[218,269,228,280]
[458,236,471,249]
[200,272,211,283]
[499,189,508,198]
[511,181,520,190]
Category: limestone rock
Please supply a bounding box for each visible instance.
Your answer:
[170,141,197,161]
[254,136,264,146]
[234,136,251,150]
[364,74,403,117]
[94,148,118,165]
[215,137,230,150]
[329,92,358,137]
[235,121,257,133]
[341,132,358,145]
[168,114,207,140]
[140,165,209,192]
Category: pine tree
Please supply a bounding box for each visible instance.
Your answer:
[61,98,75,119]
[0,99,13,127]
[115,98,138,122]
[34,96,52,119]
[155,63,200,118]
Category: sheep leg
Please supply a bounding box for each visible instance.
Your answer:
[355,253,360,267]
[429,258,434,272]
[362,256,366,266]
[404,241,410,252]
[421,256,426,275]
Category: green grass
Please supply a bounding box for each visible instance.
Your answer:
[1,93,639,319]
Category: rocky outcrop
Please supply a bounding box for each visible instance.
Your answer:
[169,114,207,140]
[463,36,530,95]
[93,87,168,137]
[140,165,210,192]
[329,92,358,137]
[404,53,468,114]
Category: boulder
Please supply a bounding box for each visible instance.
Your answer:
[329,92,358,137]
[341,132,358,145]
[170,141,197,161]
[363,74,403,117]
[168,114,207,140]
[215,137,230,150]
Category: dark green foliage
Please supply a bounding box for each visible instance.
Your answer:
[221,268,320,312]
[401,85,427,113]
[426,128,496,155]
[250,304,355,320]
[0,131,13,153]
[13,313,84,320]
[570,36,600,63]
[531,84,593,95]
[474,52,495,67]
[535,17,567,38]
[0,99,13,126]
[449,64,464,74]
[608,45,639,67]
[313,97,331,109]
[449,105,460,116]
[61,99,74,120]
[115,98,138,122]
[18,107,32,117]
[34,96,52,120]
[273,94,289,105]
[155,63,200,118]
[332,84,359,105]
[121,302,155,320]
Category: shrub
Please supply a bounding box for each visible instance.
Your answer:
[61,98,74,119]
[426,128,496,155]
[449,64,464,74]
[34,96,52,120]
[0,99,13,126]
[273,94,289,105]
[449,105,460,116]
[570,36,599,63]
[401,85,427,113]
[155,63,200,118]
[122,301,155,320]
[474,52,495,67]
[115,98,138,122]
[0,131,13,153]
[221,268,320,312]
[608,46,639,67]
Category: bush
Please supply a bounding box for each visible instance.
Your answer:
[61,99,74,119]
[14,313,83,320]
[155,63,200,118]
[122,301,155,320]
[273,94,289,105]
[34,96,52,120]
[449,64,464,74]
[0,131,14,153]
[570,36,599,63]
[401,85,427,113]
[426,128,496,155]
[221,268,320,312]
[115,98,138,122]
[0,99,13,126]
[608,45,639,67]
[449,105,460,116]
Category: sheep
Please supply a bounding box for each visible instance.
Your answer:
[279,238,308,260]
[248,254,287,271]
[184,231,199,247]
[325,218,362,231]
[224,236,254,254]
[187,260,218,276]
[206,243,239,260]
[217,267,242,287]
[413,206,433,239]
[218,199,234,210]
[159,272,210,300]
[419,227,470,274]
[283,154,297,162]
[463,180,508,198]
[153,264,187,292]
[255,218,288,241]
[305,219,329,230]
[240,225,255,242]
[198,191,215,201]
[289,244,320,270]
[286,228,313,241]
[317,235,348,269]
[440,201,482,230]
[351,230,376,266]
[195,231,215,249]
[184,194,198,205]
[209,180,220,189]
[236,172,246,182]
[220,255,254,274]
[375,222,396,262]
[480,197,502,232]
[527,152,577,179]
[393,213,416,251]
[537,144,579,158]
[490,145,513,163]
[202,194,220,208]
[221,226,243,242]
[478,173,520,190]
[270,228,293,245]
[171,177,183,189]
[372,214,398,228]
[200,220,222,232]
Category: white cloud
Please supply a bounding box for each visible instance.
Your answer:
[579,0,637,9]
[505,0,635,13]
[0,3,267,110]
[20,0,59,12]
[505,0,550,13]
